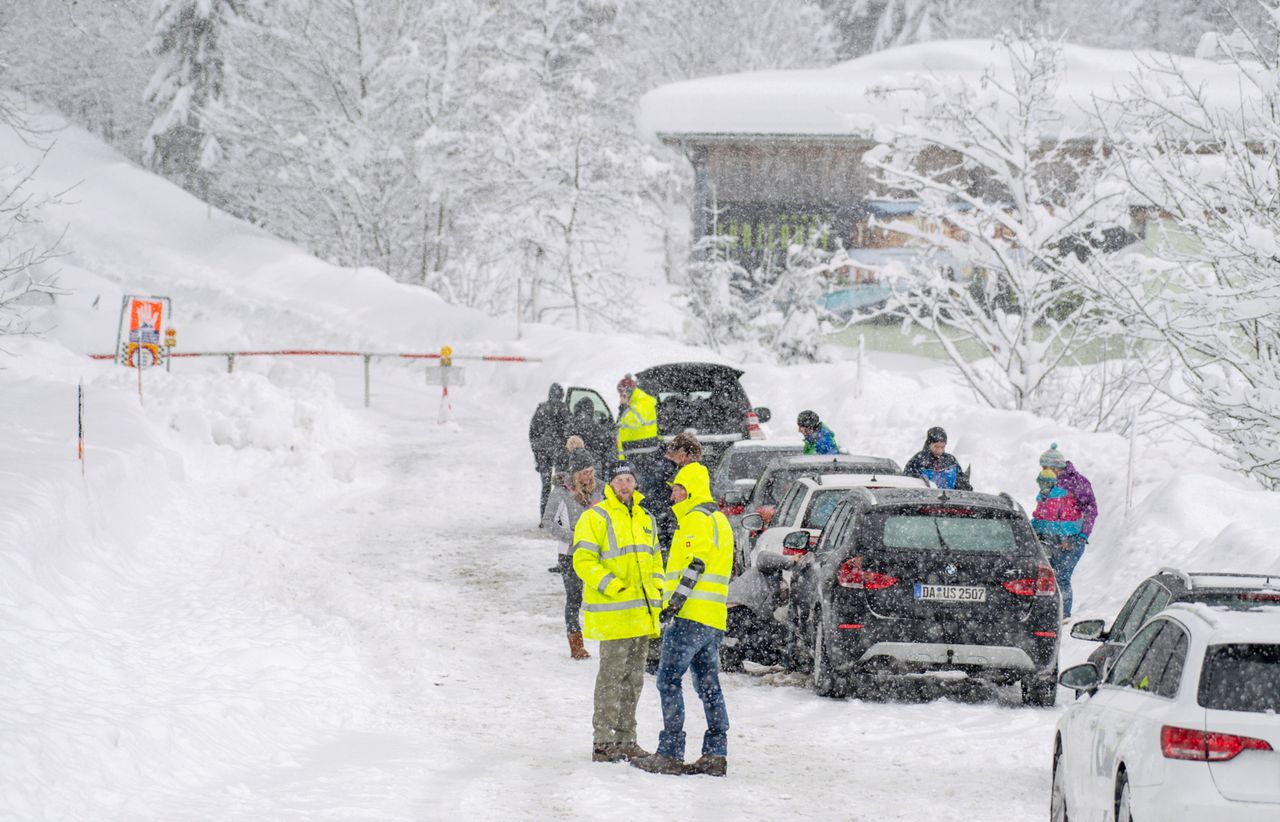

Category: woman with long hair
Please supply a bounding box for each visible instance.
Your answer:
[542,447,602,659]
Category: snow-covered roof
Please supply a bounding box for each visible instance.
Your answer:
[637,39,1259,142]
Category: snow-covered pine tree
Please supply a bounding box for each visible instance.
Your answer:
[864,34,1134,414]
[681,235,752,353]
[752,233,844,364]
[144,0,243,200]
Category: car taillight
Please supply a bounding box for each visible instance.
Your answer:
[719,498,745,516]
[837,556,898,590]
[1003,563,1057,597]
[1161,725,1274,761]
[1242,592,1280,603]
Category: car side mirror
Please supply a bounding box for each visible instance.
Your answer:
[1059,663,1101,694]
[782,531,810,553]
[724,489,749,508]
[1069,619,1108,643]
[754,407,772,423]
[740,512,765,531]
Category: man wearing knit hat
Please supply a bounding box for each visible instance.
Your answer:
[1038,443,1097,619]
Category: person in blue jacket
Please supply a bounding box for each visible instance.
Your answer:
[797,410,839,455]
[903,427,971,490]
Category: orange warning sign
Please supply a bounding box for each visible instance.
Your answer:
[128,299,164,346]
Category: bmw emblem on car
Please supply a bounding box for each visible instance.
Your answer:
[945,563,957,575]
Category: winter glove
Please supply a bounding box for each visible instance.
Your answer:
[659,604,679,625]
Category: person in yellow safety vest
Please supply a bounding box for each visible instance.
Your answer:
[572,462,664,765]
[615,373,659,461]
[631,460,733,777]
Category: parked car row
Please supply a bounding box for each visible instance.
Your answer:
[708,438,1064,708]
[559,363,1280,819]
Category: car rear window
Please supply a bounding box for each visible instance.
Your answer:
[723,449,801,484]
[763,464,893,505]
[876,509,1020,553]
[1198,643,1280,714]
[802,490,847,529]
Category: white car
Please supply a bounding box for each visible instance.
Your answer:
[742,471,931,560]
[1052,601,1280,821]
[743,473,929,565]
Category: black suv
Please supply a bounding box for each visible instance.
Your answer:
[789,487,1061,706]
[1070,567,1280,675]
[635,362,771,465]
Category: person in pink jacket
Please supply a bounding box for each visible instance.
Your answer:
[1034,443,1097,619]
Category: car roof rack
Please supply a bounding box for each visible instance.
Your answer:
[1157,567,1195,589]
[1157,567,1280,590]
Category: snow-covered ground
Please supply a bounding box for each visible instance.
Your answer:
[5,103,1280,821]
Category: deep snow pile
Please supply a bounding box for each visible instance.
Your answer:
[4,96,1280,819]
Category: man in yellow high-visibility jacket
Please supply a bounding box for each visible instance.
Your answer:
[615,373,659,461]
[573,462,664,764]
[631,457,733,777]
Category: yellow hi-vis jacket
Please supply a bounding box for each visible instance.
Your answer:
[572,485,663,641]
[616,387,659,459]
[665,463,734,631]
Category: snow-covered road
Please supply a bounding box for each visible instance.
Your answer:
[120,376,1061,821]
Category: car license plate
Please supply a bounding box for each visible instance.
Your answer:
[914,583,987,603]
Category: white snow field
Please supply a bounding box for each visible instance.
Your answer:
[5,105,1280,821]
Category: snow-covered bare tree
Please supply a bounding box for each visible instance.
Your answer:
[1090,4,1280,485]
[144,0,244,201]
[863,35,1136,414]
[0,97,64,336]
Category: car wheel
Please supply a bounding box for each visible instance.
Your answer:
[1050,741,1069,822]
[1115,769,1133,822]
[1022,671,1058,707]
[812,611,844,698]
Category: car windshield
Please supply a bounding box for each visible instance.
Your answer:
[873,508,1020,553]
[802,490,847,529]
[1198,643,1280,713]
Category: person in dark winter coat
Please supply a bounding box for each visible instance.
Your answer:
[564,398,615,476]
[530,383,569,521]
[797,410,839,455]
[903,427,971,490]
[1037,443,1098,619]
[542,449,602,659]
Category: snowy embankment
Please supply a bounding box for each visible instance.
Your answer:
[4,101,1280,819]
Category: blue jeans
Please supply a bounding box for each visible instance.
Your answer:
[655,618,729,759]
[1047,535,1087,617]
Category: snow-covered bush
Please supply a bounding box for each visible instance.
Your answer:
[681,231,839,363]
